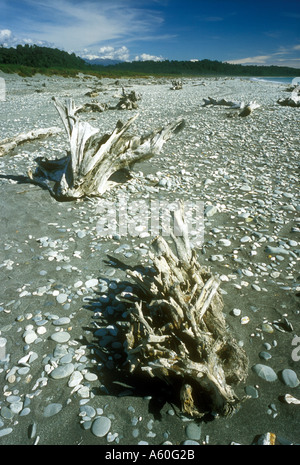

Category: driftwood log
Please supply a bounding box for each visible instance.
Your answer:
[203,97,260,116]
[277,86,300,107]
[115,87,141,110]
[125,205,249,418]
[170,80,183,90]
[75,102,108,114]
[0,127,62,157]
[28,97,184,199]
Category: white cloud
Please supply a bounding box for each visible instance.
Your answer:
[0,29,12,43]
[226,43,300,68]
[0,28,53,48]
[80,46,130,61]
[134,53,164,62]
[227,55,271,65]
[4,0,165,52]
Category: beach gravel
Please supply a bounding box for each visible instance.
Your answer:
[0,72,299,445]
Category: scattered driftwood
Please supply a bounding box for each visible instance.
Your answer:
[125,205,248,419]
[0,127,62,157]
[202,97,260,117]
[170,80,183,90]
[238,102,260,117]
[277,87,300,107]
[28,97,185,199]
[115,87,141,110]
[202,97,242,108]
[85,90,100,98]
[76,102,109,114]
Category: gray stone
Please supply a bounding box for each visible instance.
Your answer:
[265,246,290,255]
[56,293,68,304]
[252,364,278,382]
[281,369,299,388]
[85,278,99,288]
[181,440,200,445]
[80,405,96,418]
[0,406,14,420]
[205,205,218,217]
[91,416,111,437]
[52,317,71,326]
[259,351,272,361]
[0,428,13,438]
[9,401,23,414]
[50,363,74,379]
[43,403,63,417]
[51,331,70,343]
[244,385,259,398]
[185,423,201,441]
[218,238,231,247]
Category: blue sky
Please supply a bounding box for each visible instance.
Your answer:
[0,0,299,67]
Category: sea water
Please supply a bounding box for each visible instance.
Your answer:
[250,76,299,85]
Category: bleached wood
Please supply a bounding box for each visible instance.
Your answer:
[28,97,185,199]
[0,127,62,157]
[125,206,248,418]
[203,97,260,116]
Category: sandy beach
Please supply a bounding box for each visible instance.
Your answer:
[0,71,299,446]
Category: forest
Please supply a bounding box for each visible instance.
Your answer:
[0,44,298,78]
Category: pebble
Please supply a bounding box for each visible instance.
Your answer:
[50,363,74,379]
[52,317,71,326]
[23,330,38,344]
[91,416,111,437]
[259,351,272,361]
[262,323,274,334]
[232,308,241,316]
[85,278,99,288]
[185,423,202,441]
[281,369,299,388]
[218,238,231,247]
[245,385,259,398]
[68,370,83,387]
[50,332,71,343]
[80,405,96,418]
[43,403,63,417]
[265,246,290,256]
[252,364,278,382]
[0,428,13,438]
[181,440,200,445]
[56,293,68,304]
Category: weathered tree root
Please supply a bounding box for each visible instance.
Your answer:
[28,97,184,199]
[124,205,248,418]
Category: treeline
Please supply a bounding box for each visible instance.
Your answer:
[0,44,298,77]
[0,44,86,69]
[100,59,299,77]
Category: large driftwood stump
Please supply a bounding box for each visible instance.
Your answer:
[28,97,184,199]
[125,205,248,418]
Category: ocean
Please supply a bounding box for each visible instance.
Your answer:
[250,76,300,85]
